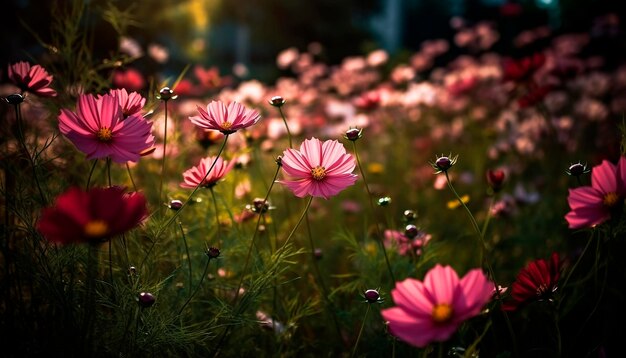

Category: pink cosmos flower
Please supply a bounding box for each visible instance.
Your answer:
[112,68,145,91]
[107,88,146,118]
[8,61,57,97]
[37,186,148,245]
[189,100,261,134]
[58,93,155,163]
[565,157,626,229]
[279,138,357,199]
[381,264,493,348]
[180,156,236,189]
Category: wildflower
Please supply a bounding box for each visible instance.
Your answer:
[502,253,560,311]
[447,195,470,209]
[206,247,221,259]
[37,186,148,245]
[279,138,357,199]
[502,53,546,83]
[269,95,286,107]
[58,93,155,163]
[565,157,626,229]
[180,156,235,189]
[107,88,146,118]
[381,265,493,348]
[190,100,261,135]
[8,61,57,97]
[384,229,431,256]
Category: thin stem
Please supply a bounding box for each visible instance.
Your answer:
[558,231,595,305]
[139,135,229,271]
[232,163,281,304]
[305,210,342,340]
[126,162,137,191]
[179,221,193,298]
[86,160,98,190]
[14,103,46,204]
[277,106,293,149]
[443,170,517,356]
[106,158,113,283]
[158,100,169,204]
[178,256,212,314]
[351,304,371,358]
[351,141,395,283]
[210,187,221,245]
[275,196,313,257]
[481,196,496,238]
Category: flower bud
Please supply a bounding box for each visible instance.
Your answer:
[206,247,221,259]
[404,224,419,239]
[486,169,506,192]
[137,292,156,308]
[403,210,417,222]
[157,87,177,101]
[169,199,183,210]
[377,196,392,206]
[566,162,590,177]
[269,96,286,107]
[363,289,383,303]
[344,128,363,141]
[431,154,458,174]
[5,94,24,105]
[252,198,269,213]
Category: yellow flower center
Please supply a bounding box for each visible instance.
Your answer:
[221,121,232,129]
[311,166,327,181]
[431,303,453,324]
[96,127,113,142]
[84,220,108,237]
[603,192,620,207]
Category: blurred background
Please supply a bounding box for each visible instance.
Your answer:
[3,0,626,82]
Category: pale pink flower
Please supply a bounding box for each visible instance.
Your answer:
[381,265,493,348]
[8,61,57,97]
[107,88,146,118]
[180,156,235,189]
[58,93,155,163]
[566,157,626,229]
[190,100,261,134]
[279,138,357,199]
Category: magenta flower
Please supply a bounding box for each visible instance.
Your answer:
[37,186,148,245]
[180,156,236,189]
[381,264,493,348]
[8,61,57,97]
[58,93,155,163]
[190,100,261,134]
[565,157,626,229]
[107,88,146,118]
[279,138,357,199]
[502,253,561,311]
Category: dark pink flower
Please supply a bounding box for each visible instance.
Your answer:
[37,186,148,245]
[565,157,626,229]
[180,156,235,189]
[112,68,145,92]
[8,61,57,97]
[279,138,357,199]
[107,88,146,118]
[381,265,493,347]
[502,253,561,311]
[58,93,155,163]
[190,100,260,134]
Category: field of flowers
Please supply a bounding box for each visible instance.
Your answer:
[2,2,626,357]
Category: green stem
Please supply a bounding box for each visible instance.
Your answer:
[481,196,495,237]
[139,135,229,271]
[178,255,213,314]
[179,221,193,298]
[106,158,113,283]
[232,162,281,304]
[277,106,293,149]
[558,230,595,307]
[158,100,169,204]
[443,170,517,356]
[14,103,46,204]
[351,141,395,283]
[210,187,221,245]
[86,160,98,190]
[126,162,137,191]
[351,304,371,358]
